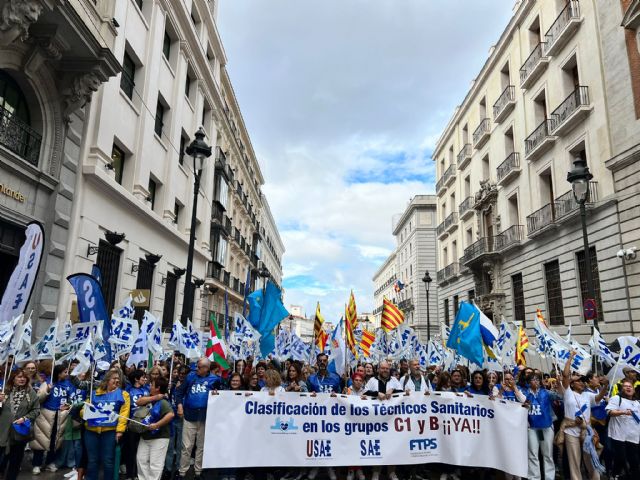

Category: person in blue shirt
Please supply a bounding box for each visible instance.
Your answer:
[306,353,342,394]
[449,369,468,393]
[175,358,222,480]
[466,371,491,396]
[585,372,611,472]
[123,370,149,480]
[31,364,72,475]
[515,373,560,480]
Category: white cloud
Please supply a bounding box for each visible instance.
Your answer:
[218,1,513,320]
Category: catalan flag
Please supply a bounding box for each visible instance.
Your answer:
[345,291,358,356]
[381,297,404,333]
[516,325,529,366]
[536,308,547,326]
[359,329,375,358]
[313,302,328,351]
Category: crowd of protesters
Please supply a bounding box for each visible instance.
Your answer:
[0,351,636,480]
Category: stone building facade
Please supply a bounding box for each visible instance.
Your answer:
[433,0,637,341]
[0,0,119,334]
[373,195,439,341]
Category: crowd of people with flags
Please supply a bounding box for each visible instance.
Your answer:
[0,234,639,480]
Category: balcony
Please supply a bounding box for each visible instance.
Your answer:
[436,219,448,240]
[525,119,556,161]
[445,211,459,234]
[520,42,549,89]
[473,118,491,149]
[544,1,582,57]
[459,196,474,220]
[555,182,598,221]
[496,152,521,186]
[549,86,591,136]
[223,215,232,234]
[526,203,556,237]
[493,86,516,123]
[457,143,472,171]
[495,225,524,252]
[223,270,231,286]
[461,237,498,266]
[436,262,460,285]
[436,164,456,195]
[233,276,240,293]
[234,227,241,244]
[0,105,41,166]
[211,202,224,223]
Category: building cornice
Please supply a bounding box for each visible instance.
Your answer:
[392,195,437,235]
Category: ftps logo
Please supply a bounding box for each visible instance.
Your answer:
[270,417,299,434]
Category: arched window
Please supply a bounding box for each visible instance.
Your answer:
[0,70,41,166]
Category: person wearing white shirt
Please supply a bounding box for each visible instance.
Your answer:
[561,351,608,480]
[364,361,402,480]
[401,360,432,394]
[605,378,640,479]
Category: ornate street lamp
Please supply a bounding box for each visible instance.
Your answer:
[567,155,598,331]
[180,127,212,324]
[422,270,433,342]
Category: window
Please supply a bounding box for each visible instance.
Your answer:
[213,173,228,210]
[173,201,181,225]
[512,273,525,324]
[179,135,186,165]
[576,247,604,324]
[96,240,122,317]
[120,51,135,100]
[444,299,450,326]
[211,234,228,266]
[0,70,39,165]
[162,272,177,330]
[468,290,475,302]
[111,144,125,184]
[148,178,157,210]
[184,73,191,98]
[154,100,164,137]
[163,31,171,60]
[544,260,565,325]
[453,295,459,317]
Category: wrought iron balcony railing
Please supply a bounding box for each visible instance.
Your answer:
[496,152,521,184]
[520,42,548,88]
[525,119,555,159]
[555,182,598,219]
[549,86,590,135]
[459,196,474,219]
[462,237,497,265]
[0,105,41,166]
[493,85,516,122]
[527,203,556,236]
[457,143,472,170]
[495,225,524,251]
[473,118,491,148]
[545,1,581,56]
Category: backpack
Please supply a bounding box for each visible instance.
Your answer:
[127,404,151,434]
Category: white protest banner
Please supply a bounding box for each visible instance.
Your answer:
[203,391,528,476]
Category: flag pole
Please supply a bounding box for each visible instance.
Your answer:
[49,318,59,381]
[168,351,175,392]
[89,362,96,400]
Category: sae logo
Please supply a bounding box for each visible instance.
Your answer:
[306,439,332,458]
[270,417,299,434]
[360,439,381,458]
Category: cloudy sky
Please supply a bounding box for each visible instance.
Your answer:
[218,0,513,321]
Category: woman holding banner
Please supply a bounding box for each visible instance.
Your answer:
[83,370,130,480]
[0,368,41,480]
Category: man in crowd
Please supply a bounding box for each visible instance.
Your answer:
[307,353,342,393]
[401,359,431,393]
[175,358,223,480]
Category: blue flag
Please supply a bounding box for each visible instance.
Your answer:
[91,264,103,288]
[446,301,483,367]
[247,281,289,358]
[67,273,112,362]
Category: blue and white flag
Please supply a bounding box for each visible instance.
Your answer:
[0,222,44,326]
[67,274,109,324]
[288,332,311,362]
[34,319,57,360]
[114,296,135,320]
[69,321,103,346]
[72,333,94,375]
[143,311,163,357]
[328,319,346,376]
[110,317,138,355]
[84,402,119,424]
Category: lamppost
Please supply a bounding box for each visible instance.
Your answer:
[180,127,212,324]
[258,265,270,295]
[422,270,433,342]
[567,155,598,331]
